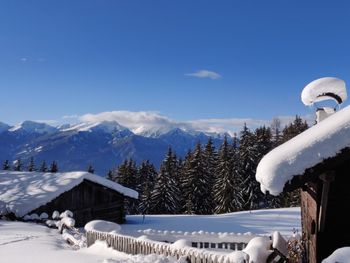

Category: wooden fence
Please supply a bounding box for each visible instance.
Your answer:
[86,230,250,263]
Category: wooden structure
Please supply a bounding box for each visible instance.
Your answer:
[86,230,250,263]
[31,179,127,226]
[283,148,350,262]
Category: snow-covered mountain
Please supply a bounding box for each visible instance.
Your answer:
[0,120,227,175]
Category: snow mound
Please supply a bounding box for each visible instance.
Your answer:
[301,77,347,105]
[0,170,138,217]
[322,247,350,263]
[243,237,272,263]
[256,104,350,195]
[52,211,60,220]
[272,231,287,256]
[227,251,249,263]
[40,212,49,220]
[170,239,191,249]
[85,220,121,234]
[60,210,73,218]
[61,217,75,228]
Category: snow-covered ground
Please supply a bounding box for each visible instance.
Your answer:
[123,207,301,237]
[0,207,301,262]
[0,220,179,263]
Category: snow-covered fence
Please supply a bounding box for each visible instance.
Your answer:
[135,229,259,251]
[86,230,249,263]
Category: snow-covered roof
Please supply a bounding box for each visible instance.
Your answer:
[0,171,138,217]
[256,104,350,195]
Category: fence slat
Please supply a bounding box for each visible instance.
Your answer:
[86,230,249,263]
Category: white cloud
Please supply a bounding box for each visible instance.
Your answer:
[77,110,313,136]
[185,70,222,80]
[20,58,28,62]
[34,119,58,125]
[62,114,79,119]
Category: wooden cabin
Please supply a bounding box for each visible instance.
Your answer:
[0,171,138,227]
[256,105,350,263]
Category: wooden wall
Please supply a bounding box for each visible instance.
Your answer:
[301,183,318,263]
[31,179,125,226]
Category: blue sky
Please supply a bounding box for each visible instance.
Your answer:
[1,0,350,131]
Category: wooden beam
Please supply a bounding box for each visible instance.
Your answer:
[318,171,335,232]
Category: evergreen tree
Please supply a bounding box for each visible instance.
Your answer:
[106,169,115,180]
[149,148,180,214]
[178,150,193,213]
[2,160,10,170]
[213,136,239,213]
[237,124,260,210]
[182,143,211,214]
[282,115,308,143]
[27,157,36,172]
[278,115,308,207]
[115,159,138,214]
[271,117,282,147]
[49,161,58,173]
[138,160,157,214]
[87,164,95,174]
[13,159,22,171]
[202,138,218,214]
[39,160,48,172]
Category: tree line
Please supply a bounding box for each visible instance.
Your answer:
[107,115,308,215]
[2,158,59,173]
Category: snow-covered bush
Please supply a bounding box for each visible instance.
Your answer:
[52,210,60,220]
[243,236,273,263]
[60,210,73,218]
[29,213,40,220]
[39,212,49,220]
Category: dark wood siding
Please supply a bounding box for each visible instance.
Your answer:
[31,179,125,226]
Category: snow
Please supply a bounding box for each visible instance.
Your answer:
[0,208,300,262]
[123,207,301,238]
[322,247,350,263]
[243,237,272,263]
[0,220,180,263]
[39,212,49,219]
[60,210,74,218]
[256,104,350,195]
[0,170,138,217]
[8,120,58,134]
[272,231,287,256]
[301,77,347,105]
[62,121,128,133]
[85,220,122,234]
[61,217,75,228]
[52,210,60,219]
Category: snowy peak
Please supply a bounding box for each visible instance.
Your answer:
[9,121,58,134]
[62,121,132,134]
[0,122,10,133]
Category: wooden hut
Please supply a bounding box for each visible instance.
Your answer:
[0,171,138,227]
[256,105,350,263]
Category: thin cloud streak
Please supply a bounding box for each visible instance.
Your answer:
[185,70,222,80]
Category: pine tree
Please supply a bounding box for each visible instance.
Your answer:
[237,124,260,210]
[115,159,139,214]
[39,160,48,172]
[49,161,58,173]
[202,138,218,214]
[182,143,207,214]
[2,160,10,170]
[271,117,282,147]
[107,169,115,180]
[87,164,95,174]
[282,115,308,143]
[149,148,180,214]
[13,159,22,171]
[27,157,36,172]
[138,160,157,214]
[213,136,239,213]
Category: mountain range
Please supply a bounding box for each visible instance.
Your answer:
[0,120,228,175]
